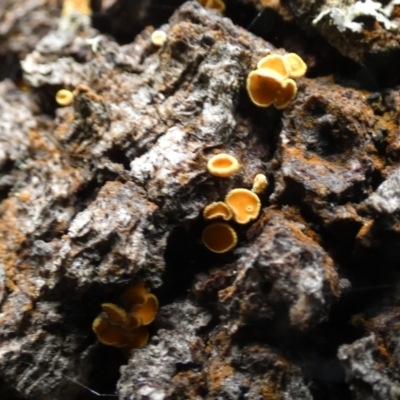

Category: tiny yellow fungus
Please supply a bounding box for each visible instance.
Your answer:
[283,53,307,79]
[202,222,238,253]
[203,202,233,221]
[92,317,129,347]
[132,293,159,326]
[151,30,167,46]
[207,153,240,178]
[225,188,261,224]
[101,303,127,324]
[256,54,290,78]
[124,312,142,330]
[198,0,226,13]
[120,283,148,308]
[246,69,297,109]
[55,89,74,106]
[252,174,268,194]
[62,0,92,17]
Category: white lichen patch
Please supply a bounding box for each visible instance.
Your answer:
[313,0,400,32]
[130,126,200,197]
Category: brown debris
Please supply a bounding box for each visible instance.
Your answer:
[2,1,400,399]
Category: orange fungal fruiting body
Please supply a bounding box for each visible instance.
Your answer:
[207,153,240,178]
[256,54,290,78]
[198,0,226,13]
[62,0,92,16]
[247,69,297,109]
[247,52,306,109]
[55,89,73,106]
[225,188,261,224]
[203,202,233,221]
[92,284,158,352]
[283,53,307,79]
[202,222,238,253]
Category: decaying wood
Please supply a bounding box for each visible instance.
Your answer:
[2,1,400,399]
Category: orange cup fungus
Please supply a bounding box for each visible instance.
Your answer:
[257,54,290,78]
[247,69,297,109]
[203,201,233,221]
[198,0,226,13]
[207,153,240,178]
[225,188,261,224]
[92,284,158,352]
[202,222,238,253]
[61,0,92,17]
[55,89,74,106]
[247,52,306,109]
[283,53,307,79]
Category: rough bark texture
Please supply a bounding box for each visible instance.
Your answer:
[2,1,400,399]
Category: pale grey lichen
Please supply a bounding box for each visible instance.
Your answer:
[313,0,400,33]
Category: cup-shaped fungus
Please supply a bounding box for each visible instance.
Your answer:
[120,283,148,308]
[92,284,158,352]
[203,201,233,221]
[256,54,290,78]
[246,69,297,109]
[207,153,240,178]
[202,222,238,253]
[101,303,127,324]
[131,293,159,326]
[92,317,129,347]
[198,0,226,12]
[283,53,307,79]
[55,89,73,106]
[151,30,167,46]
[252,174,268,194]
[225,188,261,224]
[62,0,92,16]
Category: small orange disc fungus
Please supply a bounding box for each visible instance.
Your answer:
[252,174,268,194]
[151,30,167,46]
[207,153,240,178]
[283,53,307,79]
[225,188,261,224]
[198,0,226,13]
[256,54,290,78]
[202,222,238,253]
[131,293,159,326]
[120,283,148,308]
[92,317,129,347]
[246,69,297,109]
[55,89,73,106]
[101,303,127,324]
[62,0,92,17]
[203,202,233,221]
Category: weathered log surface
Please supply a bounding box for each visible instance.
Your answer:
[2,1,400,399]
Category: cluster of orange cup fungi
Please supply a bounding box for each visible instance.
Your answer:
[247,53,307,109]
[202,154,267,253]
[92,284,158,352]
[198,0,226,13]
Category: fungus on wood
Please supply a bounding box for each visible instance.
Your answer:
[203,201,233,221]
[202,222,238,253]
[207,153,240,178]
[225,188,261,224]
